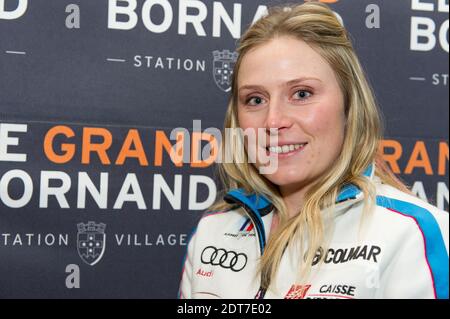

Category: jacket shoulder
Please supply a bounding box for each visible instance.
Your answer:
[375,183,448,222]
[193,207,246,237]
[373,183,449,299]
[199,208,245,223]
[374,183,448,253]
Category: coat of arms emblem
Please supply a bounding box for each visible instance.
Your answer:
[213,50,238,92]
[77,221,106,266]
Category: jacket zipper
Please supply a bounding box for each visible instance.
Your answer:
[240,206,267,299]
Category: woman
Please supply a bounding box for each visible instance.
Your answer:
[179,2,448,299]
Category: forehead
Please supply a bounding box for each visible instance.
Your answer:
[238,36,336,87]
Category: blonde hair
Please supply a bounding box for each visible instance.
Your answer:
[210,2,409,293]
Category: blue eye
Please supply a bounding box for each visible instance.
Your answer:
[294,90,312,100]
[247,96,264,106]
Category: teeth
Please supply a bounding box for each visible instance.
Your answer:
[268,143,306,154]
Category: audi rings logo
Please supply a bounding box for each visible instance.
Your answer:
[201,246,248,272]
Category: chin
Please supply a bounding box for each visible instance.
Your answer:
[263,173,308,188]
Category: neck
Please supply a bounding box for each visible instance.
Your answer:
[279,183,311,219]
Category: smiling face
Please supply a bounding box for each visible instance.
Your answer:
[236,36,346,192]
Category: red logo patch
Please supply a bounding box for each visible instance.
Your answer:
[284,284,311,299]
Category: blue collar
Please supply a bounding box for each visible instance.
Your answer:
[336,164,374,203]
[224,189,273,217]
[224,164,374,216]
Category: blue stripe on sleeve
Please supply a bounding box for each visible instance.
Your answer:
[376,196,449,299]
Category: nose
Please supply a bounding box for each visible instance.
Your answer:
[264,97,293,135]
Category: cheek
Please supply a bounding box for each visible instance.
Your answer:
[237,110,260,130]
[307,104,346,147]
[237,111,267,145]
[237,112,257,151]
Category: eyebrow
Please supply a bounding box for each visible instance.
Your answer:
[238,77,322,92]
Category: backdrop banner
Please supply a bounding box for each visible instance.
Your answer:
[0,0,448,298]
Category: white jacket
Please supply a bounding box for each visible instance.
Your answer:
[179,165,449,299]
